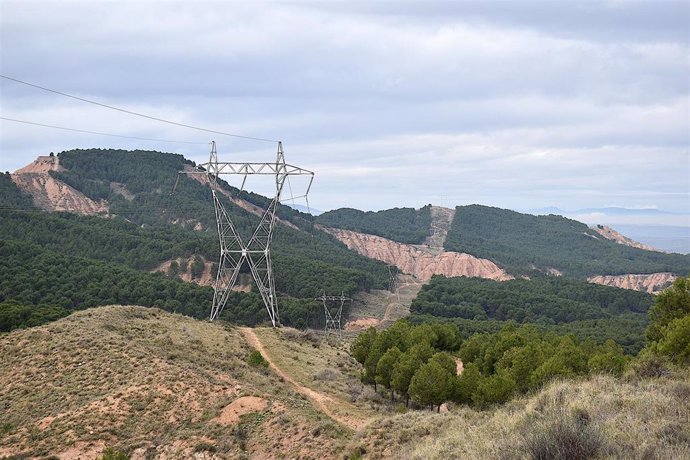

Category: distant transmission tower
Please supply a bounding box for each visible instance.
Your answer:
[181,141,314,327]
[317,292,352,340]
[388,265,400,302]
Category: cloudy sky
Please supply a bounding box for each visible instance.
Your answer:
[1,0,688,219]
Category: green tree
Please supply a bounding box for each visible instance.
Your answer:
[587,340,628,376]
[646,275,690,343]
[376,346,402,400]
[351,327,377,365]
[391,343,433,406]
[453,362,481,405]
[472,371,516,409]
[657,315,690,365]
[408,360,453,412]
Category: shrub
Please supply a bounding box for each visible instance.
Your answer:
[246,349,269,368]
[522,408,605,460]
[100,447,129,460]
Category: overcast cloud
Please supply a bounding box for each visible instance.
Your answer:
[1,0,688,220]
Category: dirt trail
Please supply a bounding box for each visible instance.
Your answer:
[240,327,364,430]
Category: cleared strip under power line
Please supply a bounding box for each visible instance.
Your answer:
[0,74,279,143]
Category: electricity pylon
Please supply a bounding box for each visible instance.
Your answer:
[316,292,352,340]
[181,141,314,327]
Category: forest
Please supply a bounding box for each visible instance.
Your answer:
[0,238,338,332]
[352,275,690,411]
[317,205,432,244]
[444,205,690,277]
[350,320,628,411]
[411,276,652,323]
[0,149,397,331]
[409,275,654,353]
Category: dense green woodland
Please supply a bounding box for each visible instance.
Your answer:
[352,276,690,411]
[350,321,628,411]
[412,276,652,322]
[317,206,432,244]
[0,173,35,209]
[444,205,690,277]
[0,238,334,331]
[0,149,392,331]
[409,276,653,353]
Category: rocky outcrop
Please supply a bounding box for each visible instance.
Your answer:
[591,225,661,252]
[12,156,108,215]
[325,227,512,282]
[588,273,676,294]
[13,155,64,174]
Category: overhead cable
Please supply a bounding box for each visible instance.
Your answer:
[0,117,209,145]
[0,74,279,143]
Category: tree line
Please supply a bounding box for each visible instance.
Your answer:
[317,205,432,244]
[350,320,629,412]
[411,275,653,323]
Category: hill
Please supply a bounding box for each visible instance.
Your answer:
[0,306,363,458]
[316,206,432,244]
[1,306,688,459]
[1,149,393,330]
[444,205,690,279]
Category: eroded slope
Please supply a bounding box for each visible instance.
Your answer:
[12,156,108,215]
[324,227,512,282]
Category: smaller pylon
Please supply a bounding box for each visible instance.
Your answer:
[387,265,400,302]
[316,292,353,340]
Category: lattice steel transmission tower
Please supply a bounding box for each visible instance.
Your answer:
[316,293,352,340]
[182,141,314,327]
[388,264,400,302]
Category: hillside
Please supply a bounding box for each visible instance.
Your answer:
[349,372,690,459]
[316,206,432,244]
[2,149,393,330]
[445,205,690,280]
[0,307,361,458]
[409,276,654,353]
[1,306,687,459]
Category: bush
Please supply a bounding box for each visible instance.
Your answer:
[246,349,269,368]
[522,408,605,460]
[100,447,129,460]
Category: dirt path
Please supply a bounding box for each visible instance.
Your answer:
[240,327,364,430]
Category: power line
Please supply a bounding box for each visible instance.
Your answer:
[0,74,280,143]
[0,117,209,145]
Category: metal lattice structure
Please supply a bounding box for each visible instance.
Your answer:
[387,265,400,302]
[182,141,314,327]
[316,293,352,340]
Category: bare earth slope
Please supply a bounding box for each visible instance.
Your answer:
[324,227,512,282]
[588,273,677,294]
[11,156,108,215]
[591,224,661,252]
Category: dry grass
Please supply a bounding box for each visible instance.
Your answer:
[0,306,350,459]
[347,372,690,459]
[2,306,688,459]
[253,327,385,425]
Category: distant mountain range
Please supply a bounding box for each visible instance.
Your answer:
[526,206,685,217]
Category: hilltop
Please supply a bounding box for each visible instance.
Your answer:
[0,306,366,458]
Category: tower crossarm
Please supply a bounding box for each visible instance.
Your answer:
[194,162,314,177]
